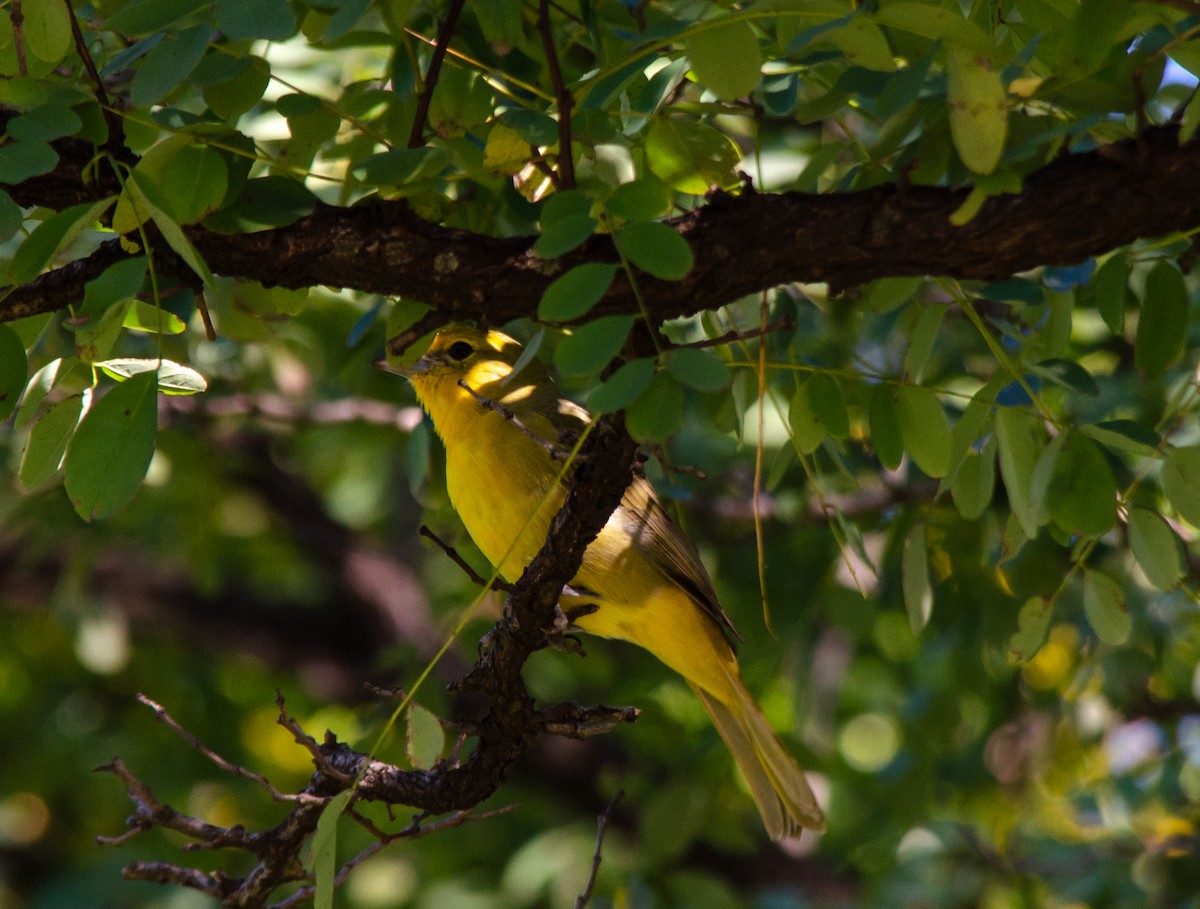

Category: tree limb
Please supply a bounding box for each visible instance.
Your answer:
[4,127,1200,329]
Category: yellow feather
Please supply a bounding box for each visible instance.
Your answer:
[401,325,824,838]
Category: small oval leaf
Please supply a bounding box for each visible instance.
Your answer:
[1082,570,1130,645]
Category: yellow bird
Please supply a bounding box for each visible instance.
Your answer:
[398,325,824,839]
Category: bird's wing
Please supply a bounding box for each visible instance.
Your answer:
[616,476,741,643]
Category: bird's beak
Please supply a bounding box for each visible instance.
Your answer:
[375,351,439,378]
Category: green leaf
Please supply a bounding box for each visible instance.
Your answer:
[1127,507,1185,591]
[7,102,82,142]
[1009,596,1052,663]
[607,178,673,223]
[123,301,186,335]
[15,357,65,430]
[538,263,618,322]
[354,148,449,187]
[645,119,741,194]
[405,703,445,769]
[205,176,318,232]
[950,437,996,521]
[63,370,159,521]
[1079,420,1158,458]
[1162,447,1200,527]
[806,373,849,439]
[107,0,210,35]
[588,358,656,414]
[995,407,1043,540]
[215,0,296,40]
[1092,254,1128,334]
[901,523,932,633]
[665,347,731,393]
[498,108,559,145]
[904,303,946,382]
[0,190,22,244]
[0,141,59,183]
[616,221,694,281]
[96,358,207,395]
[625,372,685,442]
[126,173,215,286]
[10,198,116,285]
[159,143,230,225]
[896,385,951,477]
[0,324,29,422]
[1044,432,1117,537]
[946,45,1007,175]
[868,384,904,470]
[23,0,72,63]
[130,24,210,107]
[1082,570,1130,645]
[827,17,895,71]
[534,216,597,259]
[788,379,827,455]
[81,257,148,320]
[553,316,633,377]
[686,18,762,101]
[204,58,271,120]
[312,790,353,909]
[1135,260,1188,378]
[19,394,85,490]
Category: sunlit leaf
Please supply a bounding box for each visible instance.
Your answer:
[406,703,445,769]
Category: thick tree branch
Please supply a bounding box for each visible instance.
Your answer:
[4,127,1200,328]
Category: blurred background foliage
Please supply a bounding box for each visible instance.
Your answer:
[2,0,1200,907]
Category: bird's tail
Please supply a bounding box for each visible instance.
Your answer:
[691,678,824,840]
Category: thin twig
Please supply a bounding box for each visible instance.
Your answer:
[669,316,797,351]
[419,524,515,592]
[536,0,576,189]
[575,790,624,909]
[457,379,578,461]
[407,0,468,148]
[136,694,317,804]
[195,291,217,341]
[11,0,26,77]
[64,0,123,148]
[274,690,356,783]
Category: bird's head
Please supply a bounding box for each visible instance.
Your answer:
[392,325,550,422]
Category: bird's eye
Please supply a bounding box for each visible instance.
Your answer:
[446,340,474,361]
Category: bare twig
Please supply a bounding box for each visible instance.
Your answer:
[64,0,123,148]
[575,790,624,909]
[136,694,317,804]
[275,691,356,782]
[669,316,798,351]
[536,703,639,739]
[407,0,468,148]
[537,0,576,189]
[419,524,515,592]
[11,1,26,77]
[457,379,578,461]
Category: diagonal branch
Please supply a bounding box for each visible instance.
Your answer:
[537,0,576,189]
[406,0,468,148]
[100,412,641,908]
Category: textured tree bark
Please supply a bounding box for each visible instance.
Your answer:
[3,125,1199,328]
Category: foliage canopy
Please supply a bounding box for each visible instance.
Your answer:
[2,0,1200,907]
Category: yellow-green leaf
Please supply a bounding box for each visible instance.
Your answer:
[946,45,1007,175]
[1082,570,1130,645]
[686,18,762,101]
